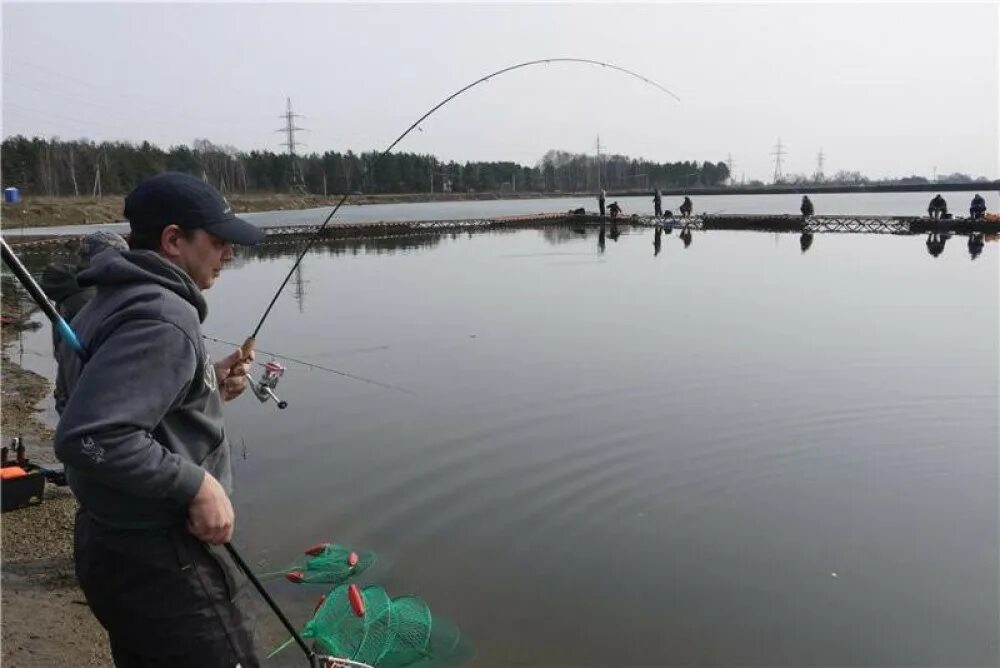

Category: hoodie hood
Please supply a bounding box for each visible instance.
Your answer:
[40,263,85,305]
[77,249,208,323]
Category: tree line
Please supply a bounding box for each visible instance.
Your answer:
[6,134,989,198]
[1,135,736,197]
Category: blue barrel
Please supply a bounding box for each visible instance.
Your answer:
[4,187,20,204]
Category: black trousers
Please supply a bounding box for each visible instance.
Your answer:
[74,510,260,668]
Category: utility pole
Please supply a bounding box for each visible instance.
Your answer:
[595,134,603,191]
[815,149,825,183]
[771,138,786,185]
[726,153,737,187]
[276,97,308,193]
[293,262,306,314]
[66,145,79,196]
[92,160,102,200]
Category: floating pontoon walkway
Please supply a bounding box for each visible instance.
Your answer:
[257,212,1000,241]
[9,212,996,250]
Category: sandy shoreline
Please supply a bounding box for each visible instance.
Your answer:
[1,303,114,666]
[0,293,292,666]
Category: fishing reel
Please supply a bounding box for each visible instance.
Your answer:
[250,360,289,410]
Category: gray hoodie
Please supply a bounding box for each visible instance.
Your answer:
[54,249,231,529]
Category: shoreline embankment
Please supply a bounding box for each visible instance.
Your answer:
[0,291,113,666]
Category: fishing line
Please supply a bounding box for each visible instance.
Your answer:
[246,58,680,348]
[203,334,415,396]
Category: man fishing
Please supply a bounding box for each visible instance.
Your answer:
[800,195,815,217]
[679,196,693,217]
[41,231,128,414]
[969,194,987,220]
[54,172,265,667]
[928,194,948,220]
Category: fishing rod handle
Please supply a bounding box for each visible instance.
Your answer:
[240,336,256,365]
[1,236,85,354]
[221,335,256,384]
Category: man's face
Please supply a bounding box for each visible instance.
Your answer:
[173,229,234,290]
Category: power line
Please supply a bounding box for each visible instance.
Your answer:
[595,134,606,191]
[275,97,308,193]
[771,138,786,184]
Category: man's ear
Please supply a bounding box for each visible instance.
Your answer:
[159,224,184,258]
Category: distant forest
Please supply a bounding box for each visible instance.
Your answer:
[0,135,991,197]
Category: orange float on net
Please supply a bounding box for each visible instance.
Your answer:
[347,584,365,617]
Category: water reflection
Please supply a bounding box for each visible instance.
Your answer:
[608,222,621,242]
[968,233,985,260]
[541,226,583,245]
[653,225,662,257]
[800,232,814,253]
[242,233,448,261]
[680,225,693,249]
[926,232,950,258]
[598,224,606,254]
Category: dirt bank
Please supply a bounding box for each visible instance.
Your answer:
[0,285,289,665]
[1,191,578,229]
[0,292,113,666]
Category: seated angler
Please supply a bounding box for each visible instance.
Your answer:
[928,194,947,220]
[969,194,987,220]
[679,196,693,217]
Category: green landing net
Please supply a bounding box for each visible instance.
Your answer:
[270,584,464,668]
[260,542,376,585]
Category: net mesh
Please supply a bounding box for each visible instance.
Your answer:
[306,585,392,659]
[299,544,376,584]
[380,596,432,666]
[302,586,463,668]
[264,544,467,668]
[261,543,375,585]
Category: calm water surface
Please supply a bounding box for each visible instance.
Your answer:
[13,214,999,666]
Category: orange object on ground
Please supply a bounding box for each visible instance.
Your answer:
[1,466,28,480]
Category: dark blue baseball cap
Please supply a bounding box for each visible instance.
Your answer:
[124,172,264,246]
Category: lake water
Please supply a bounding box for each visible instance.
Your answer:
[9,194,999,666]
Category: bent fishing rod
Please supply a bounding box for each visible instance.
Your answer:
[0,235,319,668]
[239,58,681,366]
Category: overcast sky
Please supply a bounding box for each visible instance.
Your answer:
[2,1,997,182]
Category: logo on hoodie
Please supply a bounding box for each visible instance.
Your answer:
[81,436,105,464]
[204,355,217,391]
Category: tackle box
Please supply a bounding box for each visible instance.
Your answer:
[1,464,47,512]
